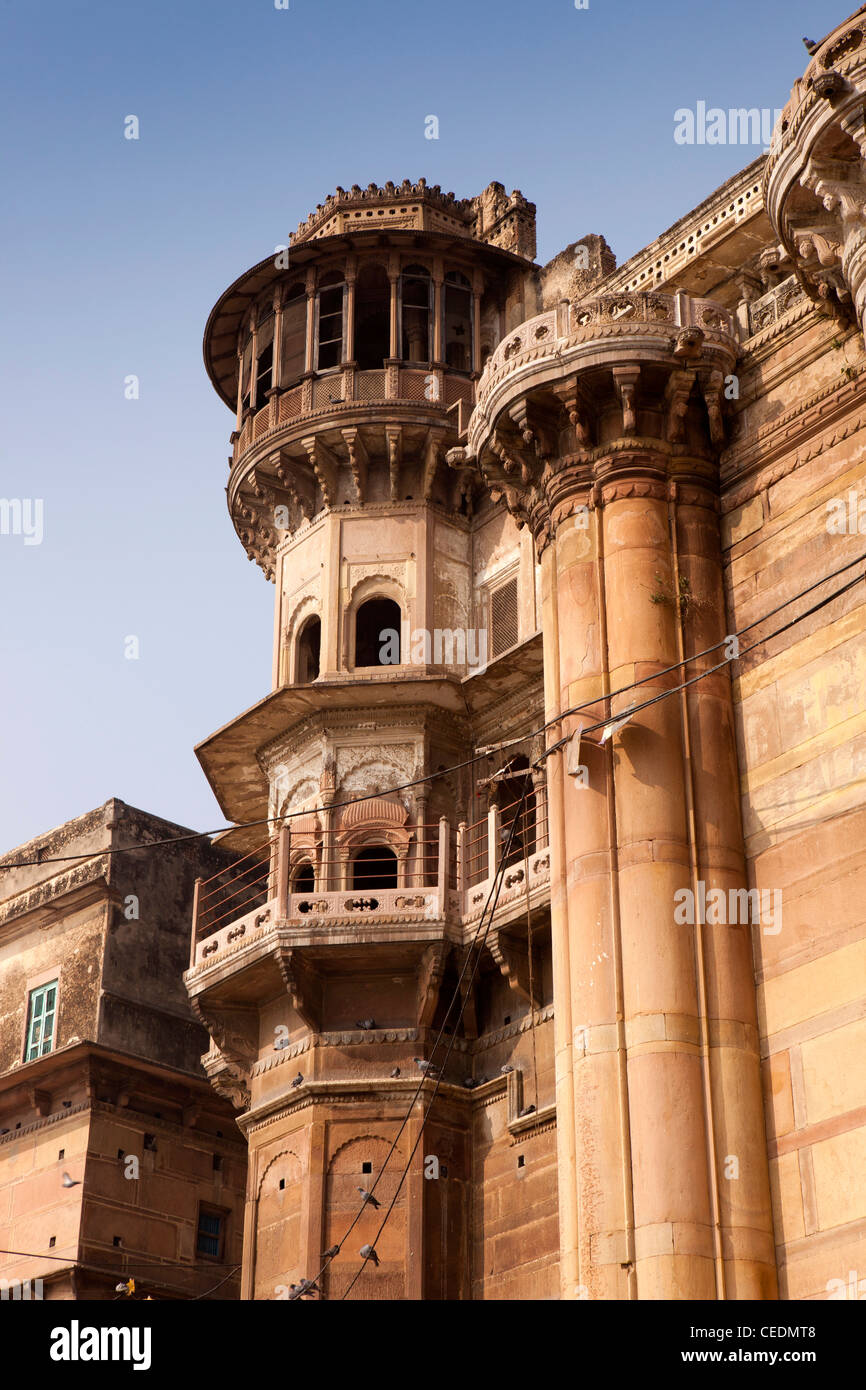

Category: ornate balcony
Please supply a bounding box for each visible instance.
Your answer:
[452,291,739,550]
[186,799,551,976]
[467,291,737,462]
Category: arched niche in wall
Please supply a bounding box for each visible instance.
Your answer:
[253,1149,305,1300]
[336,795,411,890]
[344,575,407,671]
[322,1134,407,1300]
[287,811,323,889]
[295,615,322,683]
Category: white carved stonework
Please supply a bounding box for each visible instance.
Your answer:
[345,561,408,603]
[336,742,419,794]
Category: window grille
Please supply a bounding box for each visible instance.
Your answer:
[490,578,519,657]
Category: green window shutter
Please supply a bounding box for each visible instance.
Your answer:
[25,982,58,1061]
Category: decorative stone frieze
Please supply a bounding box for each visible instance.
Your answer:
[766,11,866,337]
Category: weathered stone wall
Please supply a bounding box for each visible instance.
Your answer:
[723,305,866,1300]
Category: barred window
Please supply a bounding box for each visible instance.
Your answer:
[489,578,519,657]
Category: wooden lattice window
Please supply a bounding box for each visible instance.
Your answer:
[489,578,519,658]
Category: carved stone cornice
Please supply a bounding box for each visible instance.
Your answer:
[721,365,866,506]
[0,856,110,929]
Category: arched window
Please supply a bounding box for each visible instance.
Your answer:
[292,862,316,894]
[317,271,345,370]
[255,341,273,408]
[281,281,307,386]
[352,846,398,890]
[355,263,390,369]
[400,264,431,363]
[241,333,253,415]
[444,270,472,371]
[296,615,321,683]
[355,597,402,668]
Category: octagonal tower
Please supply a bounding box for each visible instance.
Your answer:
[186,180,572,1302]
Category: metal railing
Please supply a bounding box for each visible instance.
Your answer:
[189,802,550,967]
[190,836,277,966]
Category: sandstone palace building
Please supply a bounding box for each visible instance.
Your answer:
[5,6,865,1304]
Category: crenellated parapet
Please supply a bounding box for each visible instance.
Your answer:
[289,178,536,260]
[449,291,738,551]
[765,6,866,336]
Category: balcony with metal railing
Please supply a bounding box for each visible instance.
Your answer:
[187,798,551,975]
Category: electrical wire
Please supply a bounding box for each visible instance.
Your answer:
[0,1247,241,1269]
[339,785,531,1301]
[286,783,532,1300]
[4,550,863,1300]
[2,543,863,873]
[191,1264,243,1300]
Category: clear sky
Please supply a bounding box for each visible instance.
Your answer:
[0,0,848,852]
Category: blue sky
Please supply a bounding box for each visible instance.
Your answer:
[0,0,848,851]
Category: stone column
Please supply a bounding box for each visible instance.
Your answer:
[453,292,776,1301]
[539,461,776,1299]
[272,289,283,390]
[388,263,400,359]
[344,255,357,365]
[432,272,443,364]
[304,270,316,374]
[471,273,483,374]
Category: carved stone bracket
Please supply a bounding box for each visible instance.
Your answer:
[386,425,402,501]
[275,947,322,1031]
[416,941,448,1031]
[664,369,697,444]
[301,436,339,508]
[340,427,369,503]
[489,930,541,1007]
[612,366,640,435]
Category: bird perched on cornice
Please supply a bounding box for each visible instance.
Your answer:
[803,37,819,54]
[356,1018,376,1030]
[413,1056,439,1075]
[290,1072,304,1088]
